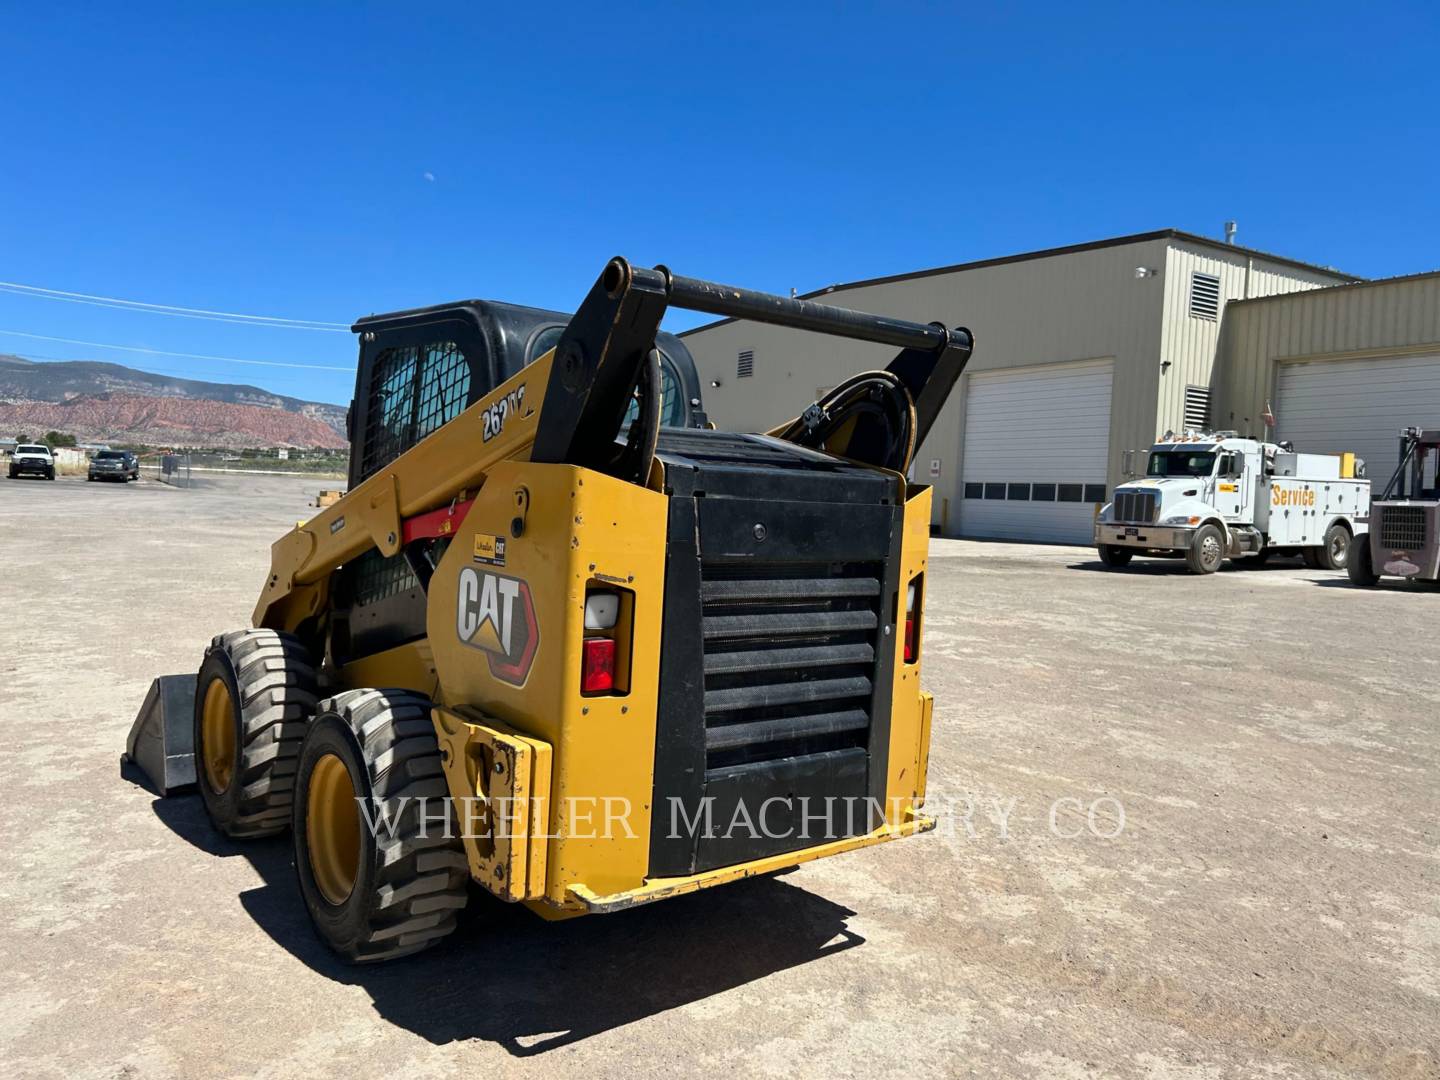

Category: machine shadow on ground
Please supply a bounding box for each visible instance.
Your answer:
[145,784,865,1056]
[1310,577,1440,591]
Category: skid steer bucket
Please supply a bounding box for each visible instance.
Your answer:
[122,674,197,795]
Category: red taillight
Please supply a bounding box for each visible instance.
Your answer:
[904,576,921,664]
[581,637,616,694]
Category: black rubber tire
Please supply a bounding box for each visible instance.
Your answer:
[1185,524,1225,575]
[1317,523,1351,571]
[46,469,55,480]
[194,629,317,838]
[1097,544,1134,568]
[1347,533,1380,586]
[1300,547,1321,569]
[293,689,469,964]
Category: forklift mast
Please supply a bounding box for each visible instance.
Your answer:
[1380,427,1440,500]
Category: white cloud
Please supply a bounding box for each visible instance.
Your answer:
[422,170,436,183]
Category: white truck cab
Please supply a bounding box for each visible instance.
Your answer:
[1094,432,1370,574]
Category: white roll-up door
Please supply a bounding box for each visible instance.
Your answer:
[1276,354,1440,488]
[960,360,1113,542]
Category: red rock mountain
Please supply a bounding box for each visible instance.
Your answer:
[0,353,349,449]
[0,392,347,449]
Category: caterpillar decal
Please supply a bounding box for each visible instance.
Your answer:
[455,566,539,685]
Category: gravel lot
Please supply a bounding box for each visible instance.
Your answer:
[1,472,1436,1079]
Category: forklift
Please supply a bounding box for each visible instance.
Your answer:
[1349,426,1440,586]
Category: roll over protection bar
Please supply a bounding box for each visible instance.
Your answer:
[530,257,974,479]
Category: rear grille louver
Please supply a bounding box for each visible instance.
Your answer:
[1379,505,1427,550]
[1113,490,1158,524]
[699,563,882,771]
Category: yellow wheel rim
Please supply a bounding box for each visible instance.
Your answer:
[307,753,361,906]
[200,678,236,795]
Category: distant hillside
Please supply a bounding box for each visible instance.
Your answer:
[0,354,348,438]
[0,392,347,450]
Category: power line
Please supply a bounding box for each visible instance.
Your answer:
[0,329,354,372]
[0,280,351,331]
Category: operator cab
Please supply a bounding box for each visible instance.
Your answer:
[345,300,707,488]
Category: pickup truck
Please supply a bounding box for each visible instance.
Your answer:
[8,444,56,481]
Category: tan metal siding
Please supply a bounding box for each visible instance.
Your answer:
[1157,241,1339,437]
[682,236,1346,538]
[683,238,1172,533]
[1214,274,1440,436]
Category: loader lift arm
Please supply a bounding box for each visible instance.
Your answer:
[254,257,973,631]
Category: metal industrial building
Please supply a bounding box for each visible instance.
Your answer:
[681,230,1353,542]
[1213,271,1440,492]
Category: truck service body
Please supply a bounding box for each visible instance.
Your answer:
[1095,433,1369,574]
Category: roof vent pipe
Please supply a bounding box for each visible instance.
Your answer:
[1224,221,1237,245]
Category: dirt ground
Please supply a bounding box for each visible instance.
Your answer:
[0,472,1436,1079]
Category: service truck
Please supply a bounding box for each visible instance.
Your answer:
[1094,433,1369,574]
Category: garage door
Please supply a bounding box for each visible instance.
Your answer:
[960,360,1113,542]
[1276,353,1440,490]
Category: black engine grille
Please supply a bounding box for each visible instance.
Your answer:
[1379,505,1428,550]
[1113,490,1158,524]
[700,562,882,771]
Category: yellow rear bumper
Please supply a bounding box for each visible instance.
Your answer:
[565,810,936,914]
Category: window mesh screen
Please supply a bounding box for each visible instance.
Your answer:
[360,345,419,480]
[359,341,470,480]
[415,342,471,441]
[349,547,419,607]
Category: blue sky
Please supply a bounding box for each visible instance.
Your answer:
[2,2,1436,405]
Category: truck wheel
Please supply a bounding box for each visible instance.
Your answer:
[293,689,469,964]
[1097,544,1133,568]
[1347,534,1379,586]
[194,629,317,838]
[1318,523,1351,571]
[1185,524,1224,575]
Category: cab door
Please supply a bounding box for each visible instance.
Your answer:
[1213,451,1247,521]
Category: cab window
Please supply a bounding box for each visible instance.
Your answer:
[622,353,686,428]
[1147,451,1216,478]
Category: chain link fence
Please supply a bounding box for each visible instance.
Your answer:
[149,453,194,488]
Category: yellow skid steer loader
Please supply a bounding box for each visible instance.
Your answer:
[127,258,973,962]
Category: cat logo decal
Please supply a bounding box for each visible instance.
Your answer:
[455,567,539,685]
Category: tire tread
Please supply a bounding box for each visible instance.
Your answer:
[202,629,317,837]
[302,689,468,964]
